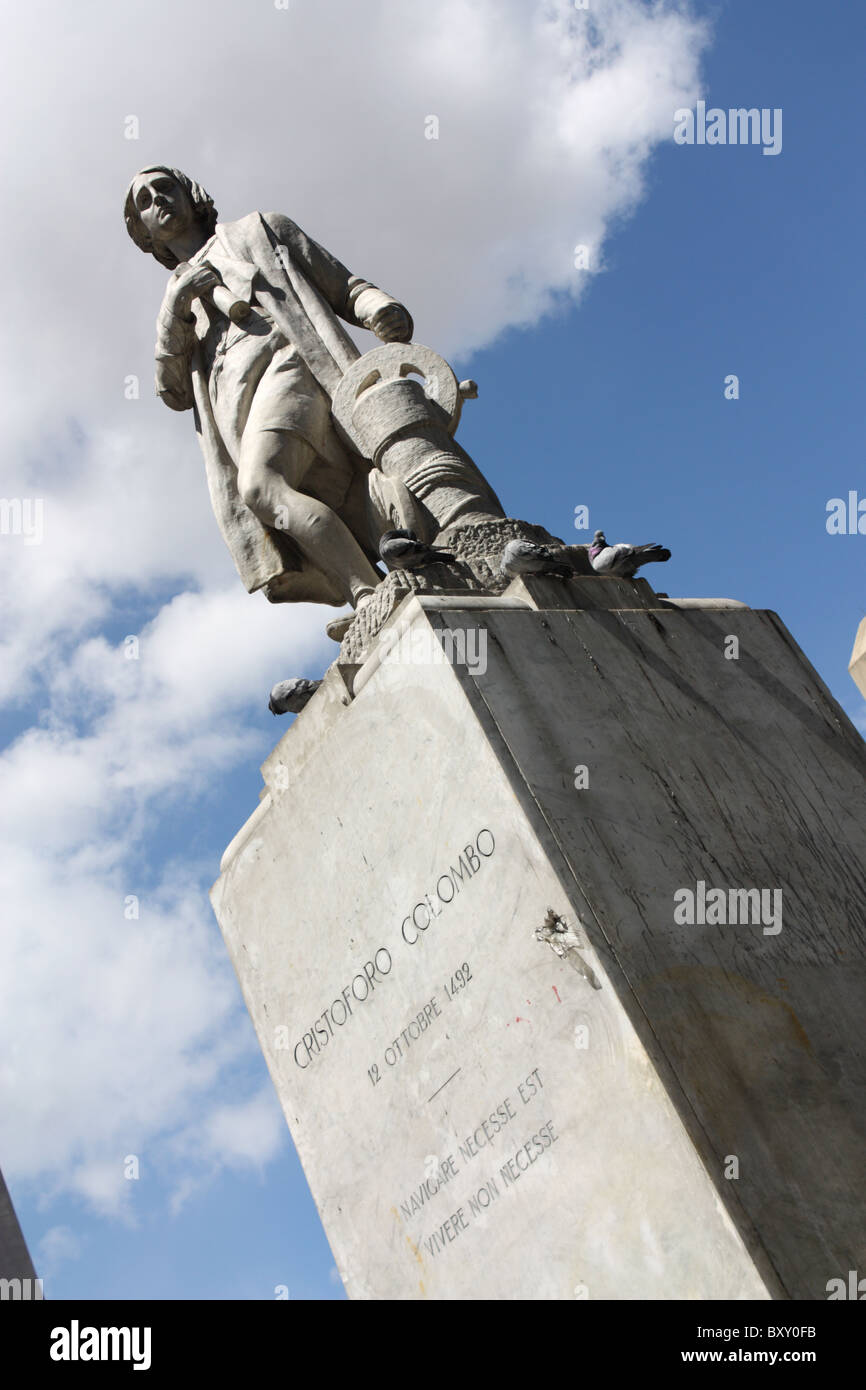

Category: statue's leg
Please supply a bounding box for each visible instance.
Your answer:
[237,427,380,608]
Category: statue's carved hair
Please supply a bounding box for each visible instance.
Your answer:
[124,166,218,269]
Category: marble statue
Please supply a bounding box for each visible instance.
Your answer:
[124,166,505,627]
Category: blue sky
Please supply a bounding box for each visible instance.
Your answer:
[3,0,864,1300]
[459,1,865,705]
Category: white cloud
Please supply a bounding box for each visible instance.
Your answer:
[199,1090,285,1170]
[37,1225,83,1278]
[0,589,329,1213]
[164,1088,286,1217]
[0,0,708,696]
[0,0,710,1219]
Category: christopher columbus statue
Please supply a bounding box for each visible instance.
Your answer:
[124,165,421,615]
[125,166,507,631]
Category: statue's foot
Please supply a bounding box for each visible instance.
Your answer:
[326,613,354,642]
[325,590,375,643]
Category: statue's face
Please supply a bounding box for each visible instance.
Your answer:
[131,170,193,248]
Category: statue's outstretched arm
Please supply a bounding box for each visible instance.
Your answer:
[263,212,413,341]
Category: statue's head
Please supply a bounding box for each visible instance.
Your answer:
[124,166,218,269]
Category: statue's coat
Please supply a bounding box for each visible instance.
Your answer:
[155,211,375,605]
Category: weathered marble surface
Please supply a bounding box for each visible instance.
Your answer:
[211,584,866,1299]
[335,516,593,667]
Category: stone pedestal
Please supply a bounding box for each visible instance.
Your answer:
[211,576,866,1300]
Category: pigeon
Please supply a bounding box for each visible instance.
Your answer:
[500,538,574,580]
[378,529,456,570]
[268,677,322,716]
[588,530,671,579]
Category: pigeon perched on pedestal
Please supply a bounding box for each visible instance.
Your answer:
[378,529,457,570]
[268,677,322,716]
[500,538,574,580]
[588,530,671,579]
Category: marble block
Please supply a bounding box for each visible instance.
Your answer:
[211,582,866,1300]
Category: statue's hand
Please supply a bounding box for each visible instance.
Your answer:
[369,302,414,343]
[167,263,220,318]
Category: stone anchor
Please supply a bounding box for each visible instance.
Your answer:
[330,341,506,548]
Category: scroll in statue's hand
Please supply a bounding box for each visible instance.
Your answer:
[368,302,414,343]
